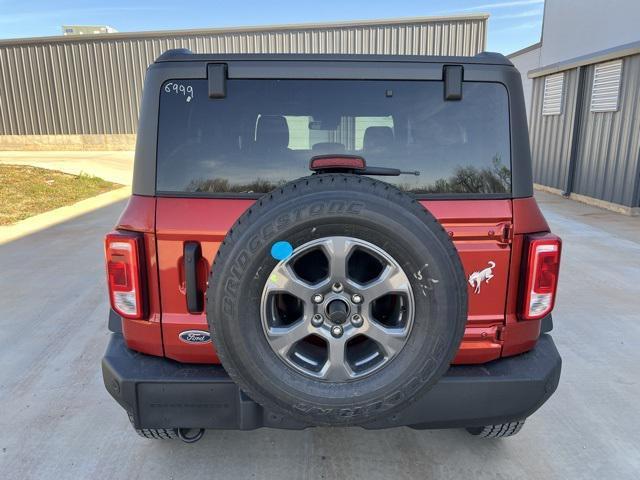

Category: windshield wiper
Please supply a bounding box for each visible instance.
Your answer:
[360,166,420,176]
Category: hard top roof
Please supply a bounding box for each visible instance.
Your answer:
[154,49,513,67]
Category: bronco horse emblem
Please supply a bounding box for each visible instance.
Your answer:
[468,261,496,294]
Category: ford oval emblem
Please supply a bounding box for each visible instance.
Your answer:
[179,330,211,344]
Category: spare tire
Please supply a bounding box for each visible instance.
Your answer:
[207,174,467,426]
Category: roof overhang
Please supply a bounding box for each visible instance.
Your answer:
[0,13,489,47]
[506,42,541,59]
[528,40,640,78]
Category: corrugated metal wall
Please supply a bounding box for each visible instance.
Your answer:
[572,54,640,206]
[528,53,640,208]
[0,16,486,136]
[529,69,579,190]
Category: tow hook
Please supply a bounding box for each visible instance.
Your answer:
[177,428,205,443]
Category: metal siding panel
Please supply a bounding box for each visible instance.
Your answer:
[122,42,136,133]
[0,49,15,133]
[83,43,96,134]
[68,43,80,133]
[37,45,51,134]
[12,47,29,134]
[78,42,91,133]
[7,48,22,133]
[529,70,579,190]
[50,43,64,131]
[573,55,640,206]
[0,18,486,135]
[4,48,20,134]
[25,47,42,134]
[92,42,106,134]
[113,41,127,133]
[97,42,111,134]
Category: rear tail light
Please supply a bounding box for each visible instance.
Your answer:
[105,232,147,319]
[520,234,562,320]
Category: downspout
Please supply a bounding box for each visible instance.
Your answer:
[563,66,586,197]
[633,144,640,208]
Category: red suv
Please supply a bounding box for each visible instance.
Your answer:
[102,50,562,442]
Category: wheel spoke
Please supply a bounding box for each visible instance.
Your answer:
[267,321,312,354]
[319,338,354,382]
[361,317,408,358]
[265,263,316,302]
[360,265,410,305]
[322,237,352,281]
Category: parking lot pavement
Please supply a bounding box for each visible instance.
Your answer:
[0,191,639,480]
[0,151,134,185]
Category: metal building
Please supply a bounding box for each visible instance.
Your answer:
[509,0,640,215]
[0,14,487,150]
[527,44,640,215]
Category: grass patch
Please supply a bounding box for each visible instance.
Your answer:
[0,165,121,225]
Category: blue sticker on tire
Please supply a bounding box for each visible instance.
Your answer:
[271,241,293,261]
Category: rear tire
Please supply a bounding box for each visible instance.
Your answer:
[128,412,178,440]
[466,420,525,438]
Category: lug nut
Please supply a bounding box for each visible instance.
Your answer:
[331,282,343,293]
[312,293,324,304]
[331,325,343,338]
[351,314,363,328]
[311,314,324,327]
[351,293,363,304]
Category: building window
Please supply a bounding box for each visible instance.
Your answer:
[590,59,623,112]
[542,73,564,116]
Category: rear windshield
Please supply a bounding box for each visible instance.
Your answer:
[156,79,511,196]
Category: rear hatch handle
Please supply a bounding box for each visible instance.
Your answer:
[184,242,204,313]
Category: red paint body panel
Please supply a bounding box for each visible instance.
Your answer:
[156,198,254,363]
[155,198,516,364]
[114,197,163,356]
[501,319,542,357]
[116,195,155,233]
[502,197,550,356]
[422,200,511,363]
[114,194,552,365]
[422,199,512,223]
[512,197,550,234]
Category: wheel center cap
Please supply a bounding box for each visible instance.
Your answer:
[326,298,349,325]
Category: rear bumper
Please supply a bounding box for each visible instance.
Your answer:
[102,333,561,430]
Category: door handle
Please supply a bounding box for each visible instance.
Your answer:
[184,242,203,313]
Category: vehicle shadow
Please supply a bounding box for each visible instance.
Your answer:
[135,425,516,480]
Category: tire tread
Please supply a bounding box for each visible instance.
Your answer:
[127,412,178,440]
[207,174,467,426]
[467,420,526,438]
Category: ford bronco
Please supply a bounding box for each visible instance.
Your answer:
[102,49,562,442]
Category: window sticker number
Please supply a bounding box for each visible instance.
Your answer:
[164,82,194,103]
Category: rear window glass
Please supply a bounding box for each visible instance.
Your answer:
[156,79,511,195]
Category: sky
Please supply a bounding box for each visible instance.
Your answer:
[0,0,545,54]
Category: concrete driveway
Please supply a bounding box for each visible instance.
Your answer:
[0,191,638,479]
[0,151,133,185]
